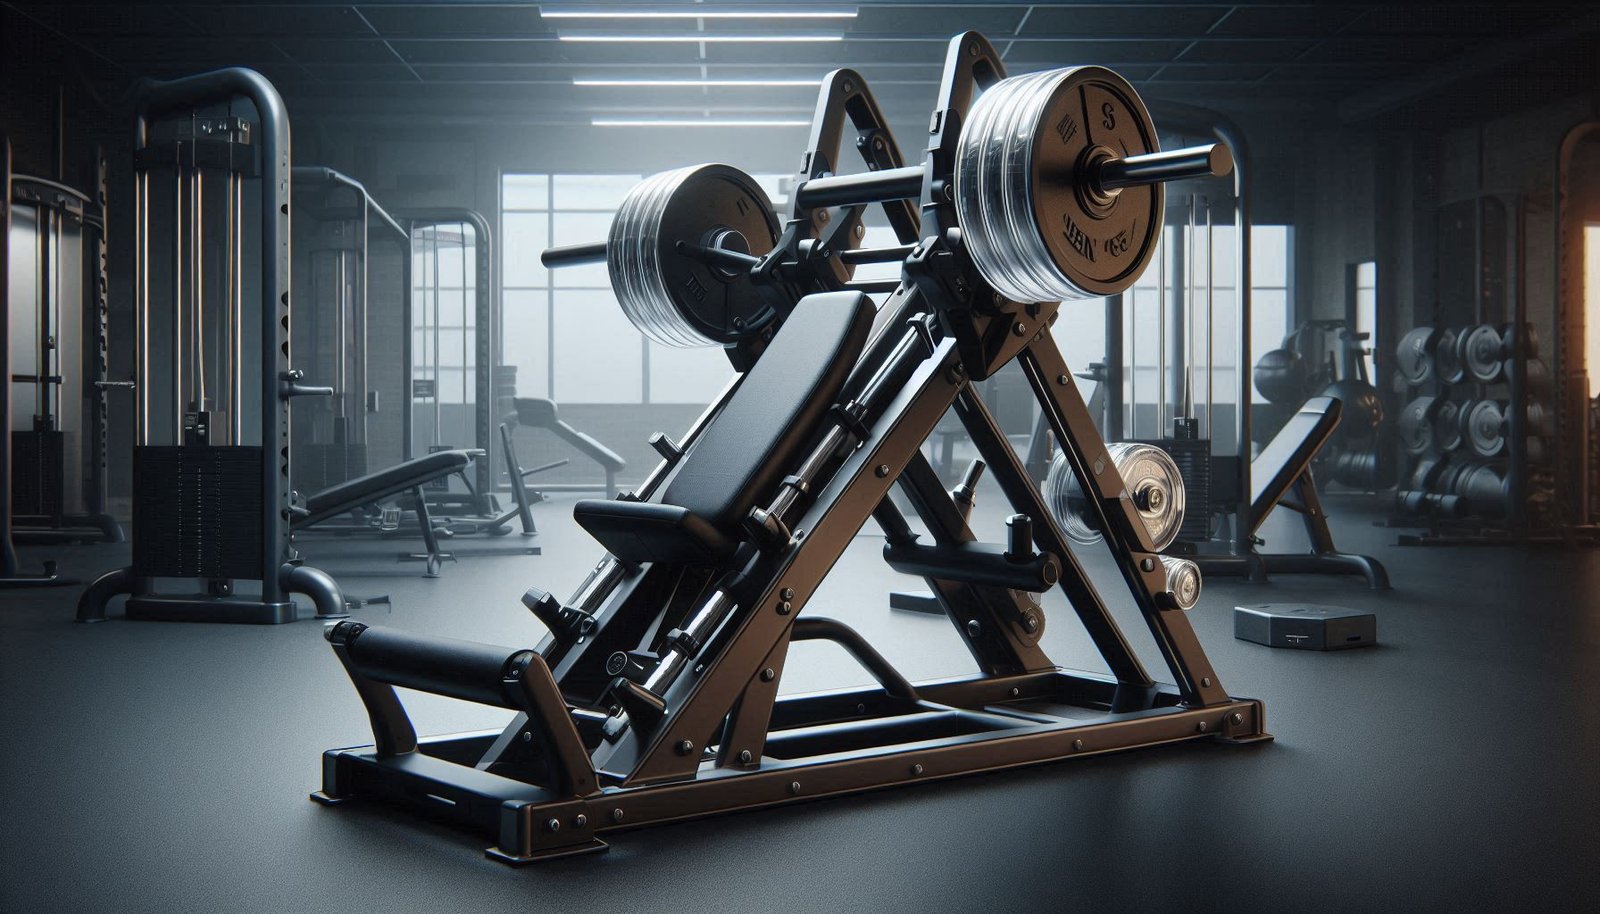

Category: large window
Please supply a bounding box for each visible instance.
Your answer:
[502,173,792,406]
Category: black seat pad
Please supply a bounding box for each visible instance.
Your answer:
[1249,396,1341,531]
[297,449,479,526]
[574,291,874,562]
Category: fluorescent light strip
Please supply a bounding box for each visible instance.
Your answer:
[592,118,811,127]
[575,78,817,87]
[561,33,842,42]
[543,8,856,19]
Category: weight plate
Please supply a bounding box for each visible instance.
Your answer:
[1524,358,1551,394]
[1455,461,1510,518]
[955,66,1160,303]
[1408,456,1445,491]
[1461,323,1504,383]
[1042,442,1187,552]
[1395,326,1438,386]
[1461,398,1506,458]
[1523,401,1554,439]
[607,163,780,347]
[1433,399,1463,452]
[1499,321,1539,359]
[1398,396,1437,456]
[1434,326,1464,384]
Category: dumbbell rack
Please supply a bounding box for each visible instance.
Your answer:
[1390,321,1555,543]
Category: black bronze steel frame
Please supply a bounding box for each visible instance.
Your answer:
[76,68,344,624]
[313,34,1268,862]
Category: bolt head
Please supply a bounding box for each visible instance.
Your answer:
[761,667,776,682]
[1009,687,1020,698]
[611,808,624,823]
[966,619,982,638]
[911,763,924,776]
[1229,712,1244,726]
[575,814,588,828]
[789,781,802,795]
[739,750,753,764]
[781,588,795,600]
[875,464,890,477]
[777,601,792,615]
[546,818,561,833]
[1197,721,1209,733]
[1057,374,1070,385]
[1202,677,1212,688]
[1072,739,1084,752]
[676,739,695,755]
[1140,557,1155,572]
[1013,321,1027,336]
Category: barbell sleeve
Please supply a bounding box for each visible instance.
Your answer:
[540,241,609,268]
[1094,143,1233,192]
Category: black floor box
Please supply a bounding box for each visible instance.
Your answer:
[1234,603,1377,651]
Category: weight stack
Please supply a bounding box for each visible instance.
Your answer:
[11,429,64,517]
[132,446,264,580]
[1132,436,1212,543]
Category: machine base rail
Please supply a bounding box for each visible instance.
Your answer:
[1192,549,1390,590]
[313,669,1268,864]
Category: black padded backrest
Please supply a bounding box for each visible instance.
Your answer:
[663,291,874,527]
[300,449,478,523]
[514,397,559,427]
[1249,395,1342,529]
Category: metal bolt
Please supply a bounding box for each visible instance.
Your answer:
[789,781,802,795]
[1140,558,1155,572]
[1072,739,1084,752]
[611,808,624,823]
[777,601,792,615]
[1022,612,1040,634]
[1202,677,1212,688]
[739,750,753,764]
[694,664,705,675]
[1013,321,1027,336]
[1197,721,1209,733]
[781,588,795,600]
[1009,687,1021,698]
[817,209,830,223]
[546,818,561,833]
[1229,712,1244,726]
[575,814,588,828]
[966,619,982,638]
[521,731,532,743]
[676,739,695,756]
[856,703,867,714]
[911,763,924,776]
[1057,374,1069,385]
[875,464,890,477]
[761,668,776,682]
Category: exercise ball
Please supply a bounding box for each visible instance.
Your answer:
[1253,348,1308,405]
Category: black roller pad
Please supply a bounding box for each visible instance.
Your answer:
[1234,603,1377,651]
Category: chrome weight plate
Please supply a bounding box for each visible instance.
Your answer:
[607,163,780,347]
[955,66,1161,303]
[1433,399,1463,452]
[1461,323,1505,383]
[1042,442,1187,552]
[1460,398,1506,458]
[1434,326,1465,385]
[1397,396,1438,456]
[1395,326,1438,386]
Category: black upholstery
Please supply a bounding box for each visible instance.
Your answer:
[1248,396,1341,532]
[574,291,875,563]
[514,397,626,473]
[296,449,478,526]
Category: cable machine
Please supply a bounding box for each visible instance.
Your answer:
[77,68,344,623]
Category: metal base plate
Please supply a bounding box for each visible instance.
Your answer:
[126,594,302,625]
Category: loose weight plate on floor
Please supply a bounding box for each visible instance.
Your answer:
[1234,603,1377,651]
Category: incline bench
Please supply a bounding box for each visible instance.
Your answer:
[511,398,627,500]
[291,449,481,578]
[1195,396,1388,588]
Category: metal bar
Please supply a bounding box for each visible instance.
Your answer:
[541,241,607,269]
[795,164,924,210]
[1095,144,1232,192]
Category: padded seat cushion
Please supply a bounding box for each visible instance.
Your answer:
[574,291,874,563]
[1249,396,1341,529]
[298,449,478,525]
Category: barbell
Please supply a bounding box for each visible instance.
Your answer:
[541,65,1230,347]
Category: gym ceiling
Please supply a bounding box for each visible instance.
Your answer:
[7,2,1598,127]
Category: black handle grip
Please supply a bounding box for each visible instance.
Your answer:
[541,241,609,268]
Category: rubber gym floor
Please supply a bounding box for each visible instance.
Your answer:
[2,485,1597,913]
